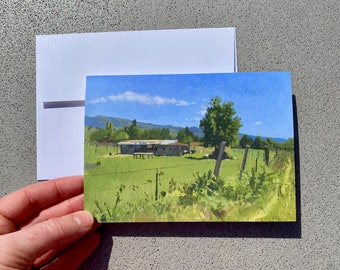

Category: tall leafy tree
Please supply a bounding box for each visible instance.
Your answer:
[105,121,114,141]
[90,128,108,142]
[177,127,196,144]
[89,121,114,143]
[126,119,140,139]
[141,128,170,139]
[281,138,294,151]
[239,134,253,148]
[252,136,263,149]
[114,130,129,142]
[200,96,242,158]
[263,137,280,150]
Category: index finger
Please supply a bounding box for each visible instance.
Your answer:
[0,175,84,227]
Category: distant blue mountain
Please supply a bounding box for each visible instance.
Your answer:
[85,115,288,143]
[85,115,131,129]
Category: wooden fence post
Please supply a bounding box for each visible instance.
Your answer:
[155,168,159,201]
[213,141,227,178]
[255,152,259,172]
[239,145,250,179]
[264,146,269,166]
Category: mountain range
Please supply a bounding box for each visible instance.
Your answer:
[85,115,288,143]
[85,115,201,135]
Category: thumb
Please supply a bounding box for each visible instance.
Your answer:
[0,211,95,268]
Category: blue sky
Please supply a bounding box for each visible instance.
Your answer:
[85,72,294,139]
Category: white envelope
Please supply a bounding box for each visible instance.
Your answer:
[36,28,237,180]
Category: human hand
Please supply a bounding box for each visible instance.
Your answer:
[0,175,100,270]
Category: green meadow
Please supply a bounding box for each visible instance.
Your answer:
[84,144,296,222]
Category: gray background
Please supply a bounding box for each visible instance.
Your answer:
[0,1,339,269]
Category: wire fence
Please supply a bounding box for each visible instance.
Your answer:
[85,144,282,179]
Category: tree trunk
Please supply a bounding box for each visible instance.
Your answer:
[211,145,228,160]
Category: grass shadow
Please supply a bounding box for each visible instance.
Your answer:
[184,155,210,161]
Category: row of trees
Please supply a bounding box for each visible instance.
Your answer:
[87,96,238,147]
[125,120,172,140]
[88,119,173,143]
[239,134,294,151]
[87,96,293,153]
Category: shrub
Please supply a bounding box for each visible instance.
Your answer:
[178,170,225,205]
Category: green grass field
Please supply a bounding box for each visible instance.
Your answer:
[84,145,296,222]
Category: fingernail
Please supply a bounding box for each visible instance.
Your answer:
[73,211,94,227]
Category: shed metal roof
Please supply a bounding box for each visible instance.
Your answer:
[117,139,179,145]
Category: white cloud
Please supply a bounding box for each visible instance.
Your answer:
[176,100,192,106]
[88,97,107,104]
[199,106,207,116]
[108,91,151,104]
[153,95,176,105]
[103,91,191,106]
[255,121,262,125]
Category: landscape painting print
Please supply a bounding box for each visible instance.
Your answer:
[84,72,296,223]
